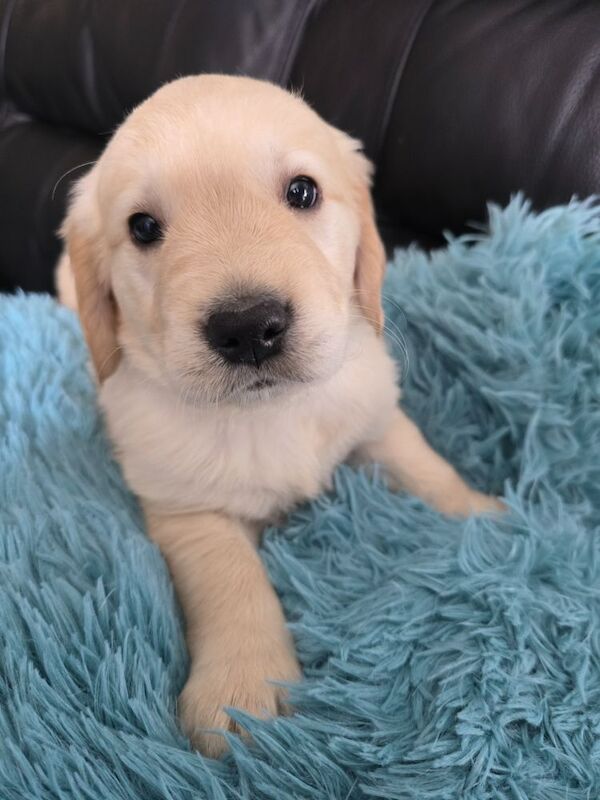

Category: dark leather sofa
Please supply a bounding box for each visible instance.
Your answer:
[2,0,600,294]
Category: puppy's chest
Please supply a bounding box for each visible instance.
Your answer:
[104,378,381,522]
[103,344,398,522]
[183,405,355,519]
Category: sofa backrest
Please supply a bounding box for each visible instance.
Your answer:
[2,0,600,292]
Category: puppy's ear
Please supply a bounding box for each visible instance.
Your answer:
[346,141,386,334]
[61,170,121,382]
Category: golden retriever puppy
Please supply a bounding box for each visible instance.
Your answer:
[57,74,501,756]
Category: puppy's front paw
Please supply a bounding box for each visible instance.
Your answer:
[178,637,301,757]
[440,487,505,517]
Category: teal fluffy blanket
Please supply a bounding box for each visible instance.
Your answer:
[1,198,599,800]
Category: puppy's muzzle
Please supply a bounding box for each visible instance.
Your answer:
[205,295,290,367]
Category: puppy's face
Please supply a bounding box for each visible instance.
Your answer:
[64,75,385,404]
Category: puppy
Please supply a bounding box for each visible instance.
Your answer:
[57,74,501,756]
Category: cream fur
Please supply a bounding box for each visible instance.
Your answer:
[102,320,398,521]
[57,74,502,757]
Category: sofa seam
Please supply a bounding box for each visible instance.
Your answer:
[277,0,320,86]
[374,0,437,162]
[0,0,19,106]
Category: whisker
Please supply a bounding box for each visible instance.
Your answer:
[52,161,97,202]
[97,344,124,378]
[345,306,410,379]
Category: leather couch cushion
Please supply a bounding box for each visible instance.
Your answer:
[2,0,600,292]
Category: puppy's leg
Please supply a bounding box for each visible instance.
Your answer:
[145,508,300,757]
[359,408,503,516]
[55,252,78,311]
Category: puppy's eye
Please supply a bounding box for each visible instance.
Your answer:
[286,176,318,210]
[128,213,163,245]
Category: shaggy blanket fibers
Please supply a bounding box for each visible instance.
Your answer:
[1,197,600,800]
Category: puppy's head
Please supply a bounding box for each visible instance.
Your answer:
[62,75,385,403]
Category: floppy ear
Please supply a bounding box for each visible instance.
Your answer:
[61,171,121,382]
[348,146,386,334]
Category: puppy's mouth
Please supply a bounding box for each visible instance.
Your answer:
[178,296,346,406]
[199,292,322,400]
[235,370,303,400]
[246,377,277,392]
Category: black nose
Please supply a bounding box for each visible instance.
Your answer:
[205,296,290,366]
